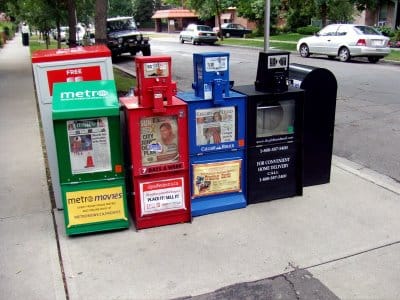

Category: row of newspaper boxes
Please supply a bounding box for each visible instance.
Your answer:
[32,46,337,235]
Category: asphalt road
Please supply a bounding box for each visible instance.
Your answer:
[114,38,400,183]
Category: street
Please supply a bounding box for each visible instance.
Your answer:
[115,37,400,183]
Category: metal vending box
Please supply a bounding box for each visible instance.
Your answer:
[120,56,191,229]
[177,52,247,216]
[232,85,304,204]
[52,80,129,235]
[32,45,114,209]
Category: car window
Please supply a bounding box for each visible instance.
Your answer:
[337,26,348,36]
[197,25,212,31]
[318,25,339,36]
[354,26,382,35]
[237,25,245,30]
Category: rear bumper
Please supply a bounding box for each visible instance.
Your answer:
[349,46,390,57]
[196,37,218,43]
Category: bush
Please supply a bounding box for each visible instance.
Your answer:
[375,26,395,37]
[296,26,320,35]
[0,21,16,40]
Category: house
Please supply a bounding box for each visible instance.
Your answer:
[354,0,399,29]
[152,9,199,32]
[214,7,257,31]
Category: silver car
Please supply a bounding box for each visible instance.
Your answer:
[179,24,218,45]
[297,24,390,63]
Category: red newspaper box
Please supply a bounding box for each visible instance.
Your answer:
[121,56,191,229]
[32,45,114,209]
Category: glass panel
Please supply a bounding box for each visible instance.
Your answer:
[140,116,179,166]
[195,106,236,146]
[256,99,295,138]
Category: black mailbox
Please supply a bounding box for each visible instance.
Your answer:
[289,63,337,187]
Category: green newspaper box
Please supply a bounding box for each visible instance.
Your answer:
[52,80,129,235]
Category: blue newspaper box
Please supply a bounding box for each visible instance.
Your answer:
[177,52,247,216]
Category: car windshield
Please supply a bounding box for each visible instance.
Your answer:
[197,25,212,31]
[353,26,381,35]
[107,19,137,31]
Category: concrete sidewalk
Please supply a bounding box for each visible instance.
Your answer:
[1,34,400,300]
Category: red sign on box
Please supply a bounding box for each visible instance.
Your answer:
[47,66,101,95]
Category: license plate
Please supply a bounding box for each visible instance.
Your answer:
[207,33,211,36]
[372,40,383,46]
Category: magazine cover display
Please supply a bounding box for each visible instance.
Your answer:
[67,117,111,174]
[140,116,179,165]
[195,106,236,145]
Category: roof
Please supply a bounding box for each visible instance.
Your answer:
[152,9,198,19]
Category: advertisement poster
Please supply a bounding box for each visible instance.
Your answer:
[140,177,185,216]
[193,160,242,197]
[65,186,127,227]
[144,62,169,78]
[67,117,112,174]
[195,106,236,145]
[140,116,179,166]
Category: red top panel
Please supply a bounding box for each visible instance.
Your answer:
[31,45,111,63]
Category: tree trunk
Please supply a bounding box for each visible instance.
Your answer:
[95,0,108,45]
[216,1,223,41]
[67,0,77,47]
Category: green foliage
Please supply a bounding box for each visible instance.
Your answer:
[375,26,395,37]
[132,0,154,24]
[327,0,354,22]
[296,25,320,35]
[0,21,16,39]
[108,0,134,18]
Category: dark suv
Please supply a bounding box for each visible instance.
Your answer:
[107,17,151,57]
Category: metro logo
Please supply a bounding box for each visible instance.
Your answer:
[60,89,109,101]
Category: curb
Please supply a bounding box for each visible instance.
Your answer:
[332,155,400,195]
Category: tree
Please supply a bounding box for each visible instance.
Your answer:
[67,0,77,47]
[108,0,134,18]
[94,0,107,44]
[132,0,155,26]
[235,0,281,34]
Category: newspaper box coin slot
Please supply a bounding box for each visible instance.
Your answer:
[52,80,129,235]
[289,63,337,187]
[134,56,177,113]
[177,52,247,216]
[191,52,231,104]
[32,45,114,209]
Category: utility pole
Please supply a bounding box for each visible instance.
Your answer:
[264,0,270,51]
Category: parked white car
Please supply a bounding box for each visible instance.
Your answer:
[179,24,218,45]
[296,24,390,63]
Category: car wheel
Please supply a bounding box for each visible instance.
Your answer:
[368,56,380,63]
[180,36,184,44]
[225,32,230,38]
[191,38,196,45]
[299,43,310,58]
[338,47,351,62]
[142,47,151,56]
